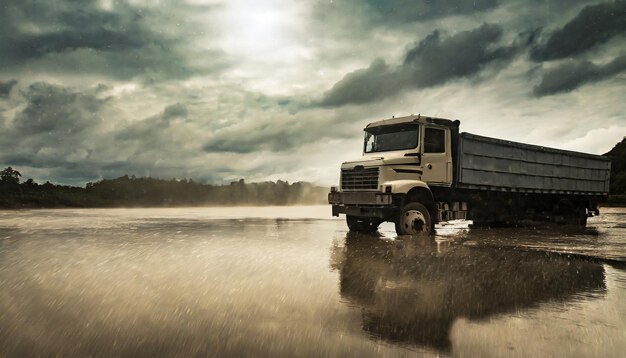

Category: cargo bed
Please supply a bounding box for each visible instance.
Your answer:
[455,133,611,195]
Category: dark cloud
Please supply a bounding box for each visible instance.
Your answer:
[404,23,518,84]
[0,80,18,98]
[0,81,205,183]
[115,104,186,142]
[530,2,626,62]
[163,103,188,120]
[364,0,499,22]
[203,119,326,154]
[14,82,105,135]
[0,83,106,178]
[1,1,147,58]
[533,55,626,96]
[315,59,407,107]
[315,23,520,107]
[0,0,227,80]
[202,105,361,154]
[203,130,295,154]
[316,0,499,30]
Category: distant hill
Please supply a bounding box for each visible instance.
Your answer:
[603,137,626,204]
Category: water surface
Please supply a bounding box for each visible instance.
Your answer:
[0,206,624,357]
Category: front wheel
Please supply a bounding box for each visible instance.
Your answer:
[395,202,434,235]
[346,216,381,233]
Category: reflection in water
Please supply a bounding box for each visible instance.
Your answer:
[332,233,607,351]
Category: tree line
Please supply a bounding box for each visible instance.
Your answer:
[604,137,626,204]
[0,168,327,208]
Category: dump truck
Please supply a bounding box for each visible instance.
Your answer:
[328,114,611,234]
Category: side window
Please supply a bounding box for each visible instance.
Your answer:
[424,127,445,153]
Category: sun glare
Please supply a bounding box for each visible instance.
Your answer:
[219,0,294,59]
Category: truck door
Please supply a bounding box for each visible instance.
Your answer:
[421,126,452,185]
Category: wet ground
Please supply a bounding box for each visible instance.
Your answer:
[0,206,624,357]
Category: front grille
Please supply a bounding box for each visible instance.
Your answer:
[341,167,379,191]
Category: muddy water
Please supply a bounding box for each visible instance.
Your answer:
[0,206,624,357]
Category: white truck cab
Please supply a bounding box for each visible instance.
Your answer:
[329,114,463,235]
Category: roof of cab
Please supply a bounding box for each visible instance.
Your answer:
[365,114,459,129]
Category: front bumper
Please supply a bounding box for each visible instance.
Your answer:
[328,191,393,206]
[328,191,397,219]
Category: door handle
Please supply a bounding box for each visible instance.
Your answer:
[426,163,432,170]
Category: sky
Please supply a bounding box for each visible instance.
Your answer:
[0,0,625,186]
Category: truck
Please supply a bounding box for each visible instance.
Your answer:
[328,114,611,235]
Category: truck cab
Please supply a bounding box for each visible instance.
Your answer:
[329,114,464,235]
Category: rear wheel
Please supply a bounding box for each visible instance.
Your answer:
[395,202,434,235]
[346,216,381,233]
[555,199,588,226]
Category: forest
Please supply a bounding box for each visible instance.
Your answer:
[0,169,327,208]
[604,137,626,204]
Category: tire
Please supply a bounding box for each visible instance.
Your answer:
[395,202,434,235]
[573,205,588,226]
[556,199,588,226]
[346,215,381,233]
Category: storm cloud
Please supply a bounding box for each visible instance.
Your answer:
[0,0,227,80]
[530,2,626,62]
[13,83,106,135]
[0,80,18,98]
[0,82,108,178]
[354,0,498,23]
[0,81,210,183]
[163,103,189,120]
[315,23,519,107]
[314,59,407,107]
[202,109,357,154]
[315,0,500,32]
[534,55,626,96]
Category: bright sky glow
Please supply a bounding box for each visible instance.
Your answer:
[219,1,294,59]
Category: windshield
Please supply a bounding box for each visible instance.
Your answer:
[364,124,419,153]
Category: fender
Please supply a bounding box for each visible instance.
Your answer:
[381,179,430,194]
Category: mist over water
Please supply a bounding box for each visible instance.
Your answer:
[0,206,624,357]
